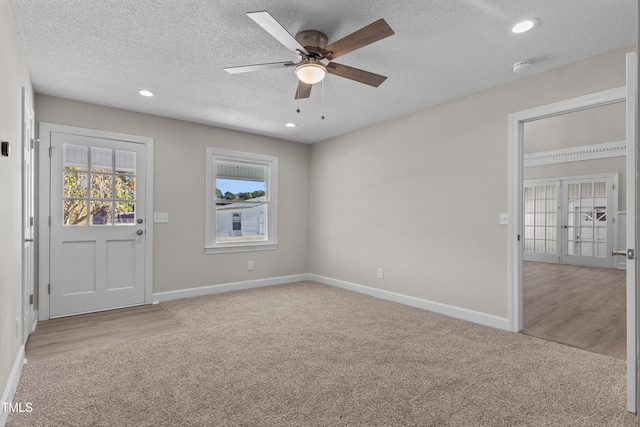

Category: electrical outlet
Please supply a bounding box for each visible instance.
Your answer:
[248,260,254,271]
[377,268,384,279]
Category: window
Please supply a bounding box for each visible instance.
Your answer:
[63,144,136,226]
[205,148,277,253]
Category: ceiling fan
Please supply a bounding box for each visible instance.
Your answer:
[224,11,395,99]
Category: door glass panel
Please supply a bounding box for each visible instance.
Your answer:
[564,180,608,259]
[523,182,558,255]
[90,201,112,225]
[115,202,135,224]
[63,200,88,225]
[64,144,88,169]
[63,144,136,226]
[63,170,88,198]
[115,175,135,199]
[91,147,112,172]
[91,174,113,199]
[115,150,136,173]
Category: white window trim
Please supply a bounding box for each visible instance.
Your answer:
[205,147,278,254]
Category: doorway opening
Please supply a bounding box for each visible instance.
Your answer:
[507,57,636,412]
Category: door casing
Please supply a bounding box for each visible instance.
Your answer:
[507,82,635,410]
[38,123,154,320]
[22,88,36,343]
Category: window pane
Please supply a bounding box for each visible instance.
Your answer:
[64,169,88,198]
[216,204,267,243]
[524,239,534,252]
[64,200,88,225]
[115,174,136,200]
[91,147,112,173]
[115,150,136,173]
[546,185,557,199]
[594,181,607,197]
[91,173,113,199]
[546,241,556,254]
[64,144,88,170]
[216,177,266,201]
[115,202,135,224]
[90,201,112,225]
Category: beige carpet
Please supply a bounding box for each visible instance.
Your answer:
[7,282,636,426]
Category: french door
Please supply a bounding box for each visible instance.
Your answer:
[523,175,615,268]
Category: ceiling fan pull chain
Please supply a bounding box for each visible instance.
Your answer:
[321,79,325,120]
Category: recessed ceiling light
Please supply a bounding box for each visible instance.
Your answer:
[285,122,297,128]
[511,19,538,34]
[138,90,154,97]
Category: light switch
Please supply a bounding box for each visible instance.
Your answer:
[499,213,508,225]
[154,212,169,223]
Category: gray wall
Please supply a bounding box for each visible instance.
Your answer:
[0,0,34,412]
[309,46,631,318]
[35,96,311,294]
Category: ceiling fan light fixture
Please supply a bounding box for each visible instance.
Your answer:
[295,60,327,84]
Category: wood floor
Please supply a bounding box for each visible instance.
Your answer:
[26,304,184,361]
[523,261,626,359]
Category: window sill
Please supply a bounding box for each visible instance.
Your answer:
[205,243,278,254]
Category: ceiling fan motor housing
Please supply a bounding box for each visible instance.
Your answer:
[295,30,328,57]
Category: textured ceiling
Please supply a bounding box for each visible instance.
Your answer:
[9,1,637,144]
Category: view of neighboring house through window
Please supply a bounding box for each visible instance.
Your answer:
[205,148,278,253]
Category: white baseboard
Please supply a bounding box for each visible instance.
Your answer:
[0,345,25,427]
[310,274,511,331]
[152,274,311,302]
[152,272,510,331]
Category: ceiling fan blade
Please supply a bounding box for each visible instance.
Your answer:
[323,19,394,61]
[224,61,294,74]
[326,62,387,87]
[295,80,312,99]
[247,11,309,55]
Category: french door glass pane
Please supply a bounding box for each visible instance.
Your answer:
[523,183,558,255]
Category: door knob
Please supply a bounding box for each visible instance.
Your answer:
[136,229,144,235]
[613,249,635,259]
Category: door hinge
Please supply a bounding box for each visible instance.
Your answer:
[30,216,34,227]
[517,234,521,241]
[48,284,51,294]
[29,294,34,305]
[48,146,53,158]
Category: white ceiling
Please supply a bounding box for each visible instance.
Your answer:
[9,1,637,144]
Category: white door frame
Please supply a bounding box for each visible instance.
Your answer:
[22,88,36,342]
[507,84,634,408]
[38,123,154,320]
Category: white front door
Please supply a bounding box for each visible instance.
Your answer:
[49,132,146,317]
[22,90,35,342]
[561,177,614,268]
